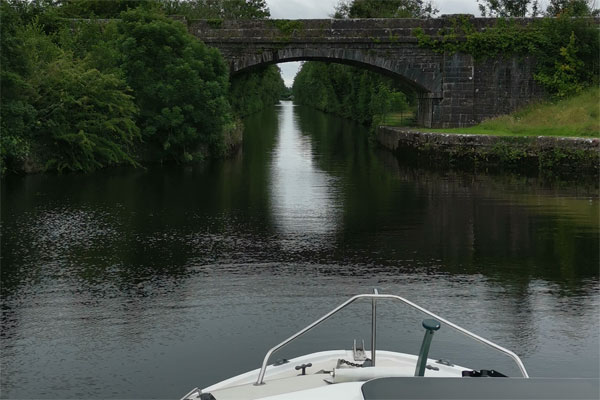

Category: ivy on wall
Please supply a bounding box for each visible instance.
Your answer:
[413,15,599,97]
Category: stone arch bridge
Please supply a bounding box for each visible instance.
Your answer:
[184,16,543,128]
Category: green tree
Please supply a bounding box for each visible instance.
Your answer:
[230,66,286,117]
[391,91,409,123]
[536,16,599,97]
[159,0,281,120]
[56,0,146,18]
[21,20,140,172]
[535,32,586,97]
[116,7,232,161]
[356,71,375,124]
[160,0,270,19]
[33,56,141,172]
[0,7,140,173]
[371,84,393,124]
[292,61,413,126]
[334,0,437,18]
[476,0,540,17]
[0,1,37,173]
[546,0,599,16]
[218,0,270,19]
[1,0,283,174]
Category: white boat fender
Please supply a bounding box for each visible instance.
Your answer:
[324,367,412,384]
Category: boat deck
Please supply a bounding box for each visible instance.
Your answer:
[190,350,466,400]
[203,374,362,400]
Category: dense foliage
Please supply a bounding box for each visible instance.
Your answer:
[159,0,284,120]
[469,0,599,98]
[333,0,437,18]
[160,0,270,19]
[54,0,146,18]
[546,0,599,16]
[230,66,286,117]
[414,13,599,97]
[0,0,285,174]
[477,0,598,17]
[1,2,140,172]
[476,0,541,17]
[294,0,425,126]
[116,7,232,162]
[293,62,411,126]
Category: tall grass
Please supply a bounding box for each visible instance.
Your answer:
[423,87,600,138]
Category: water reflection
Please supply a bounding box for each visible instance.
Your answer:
[270,102,341,238]
[1,103,598,398]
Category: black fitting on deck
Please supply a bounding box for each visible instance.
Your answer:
[295,363,313,375]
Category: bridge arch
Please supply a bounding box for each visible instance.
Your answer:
[231,50,440,96]
[232,51,441,127]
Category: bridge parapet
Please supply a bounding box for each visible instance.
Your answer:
[188,17,541,43]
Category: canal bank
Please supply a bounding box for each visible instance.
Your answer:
[376,127,600,176]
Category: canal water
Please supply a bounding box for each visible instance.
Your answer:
[1,102,598,398]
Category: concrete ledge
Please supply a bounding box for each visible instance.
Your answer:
[376,126,599,176]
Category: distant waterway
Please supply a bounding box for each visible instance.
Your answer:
[1,101,598,398]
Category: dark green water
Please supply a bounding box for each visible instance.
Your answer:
[1,102,598,399]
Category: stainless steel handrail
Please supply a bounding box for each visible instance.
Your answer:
[371,288,378,367]
[254,293,529,385]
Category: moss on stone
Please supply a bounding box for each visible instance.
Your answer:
[207,18,223,29]
[269,20,304,38]
[377,127,599,178]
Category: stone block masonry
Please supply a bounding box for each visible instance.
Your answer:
[376,127,599,176]
[185,16,556,128]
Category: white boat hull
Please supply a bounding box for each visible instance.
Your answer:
[183,349,468,400]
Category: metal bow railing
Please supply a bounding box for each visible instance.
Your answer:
[254,292,529,385]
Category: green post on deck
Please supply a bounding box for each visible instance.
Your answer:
[414,319,441,377]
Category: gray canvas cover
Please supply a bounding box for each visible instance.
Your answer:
[361,377,599,400]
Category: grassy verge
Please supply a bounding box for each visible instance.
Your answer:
[418,88,599,138]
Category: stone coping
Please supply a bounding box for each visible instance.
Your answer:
[377,127,599,151]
